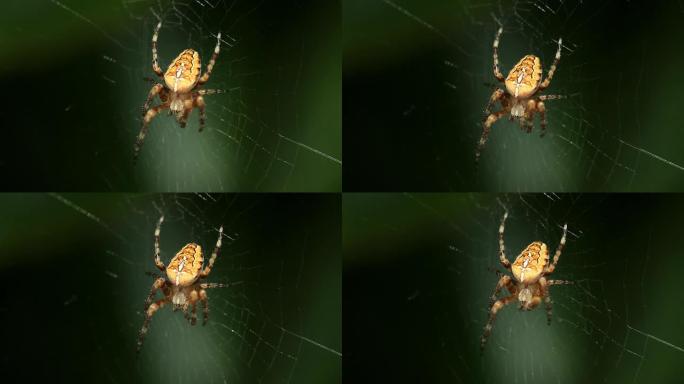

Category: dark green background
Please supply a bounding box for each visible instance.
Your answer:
[0,193,341,383]
[344,0,684,191]
[344,193,684,383]
[0,0,340,191]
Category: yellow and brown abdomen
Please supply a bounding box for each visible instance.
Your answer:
[164,49,201,93]
[166,243,204,286]
[505,55,542,98]
[511,241,548,284]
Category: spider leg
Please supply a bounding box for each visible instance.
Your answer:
[520,295,542,311]
[199,289,209,325]
[476,110,508,163]
[537,100,547,137]
[178,108,191,129]
[539,38,563,90]
[525,99,537,133]
[492,27,505,83]
[196,89,226,96]
[177,98,195,128]
[201,224,224,277]
[498,211,512,269]
[522,295,542,311]
[195,95,207,132]
[134,102,170,163]
[538,94,565,101]
[184,289,199,325]
[188,303,198,326]
[481,293,516,351]
[151,21,164,78]
[137,298,167,352]
[488,274,512,308]
[200,282,234,289]
[483,89,505,119]
[539,278,553,325]
[518,117,532,134]
[544,295,552,324]
[142,84,165,117]
[544,223,568,275]
[143,277,166,311]
[198,32,222,85]
[547,279,573,286]
[144,270,164,279]
[154,215,165,271]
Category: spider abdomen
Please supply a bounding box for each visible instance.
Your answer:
[505,55,542,98]
[164,49,201,93]
[511,241,548,284]
[166,243,204,286]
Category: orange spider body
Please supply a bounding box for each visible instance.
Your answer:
[164,49,201,94]
[166,243,204,287]
[511,241,548,284]
[505,55,542,99]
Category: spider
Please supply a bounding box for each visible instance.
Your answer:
[475,27,564,163]
[134,21,224,162]
[136,215,227,352]
[480,211,572,351]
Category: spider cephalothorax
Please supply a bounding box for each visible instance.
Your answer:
[136,215,228,352]
[475,27,564,163]
[134,21,225,162]
[480,211,572,351]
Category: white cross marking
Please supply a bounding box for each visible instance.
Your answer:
[173,63,185,92]
[175,256,187,285]
[514,68,526,97]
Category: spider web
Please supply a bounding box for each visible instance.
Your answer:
[0,193,341,383]
[344,193,684,383]
[343,0,684,191]
[37,0,340,191]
